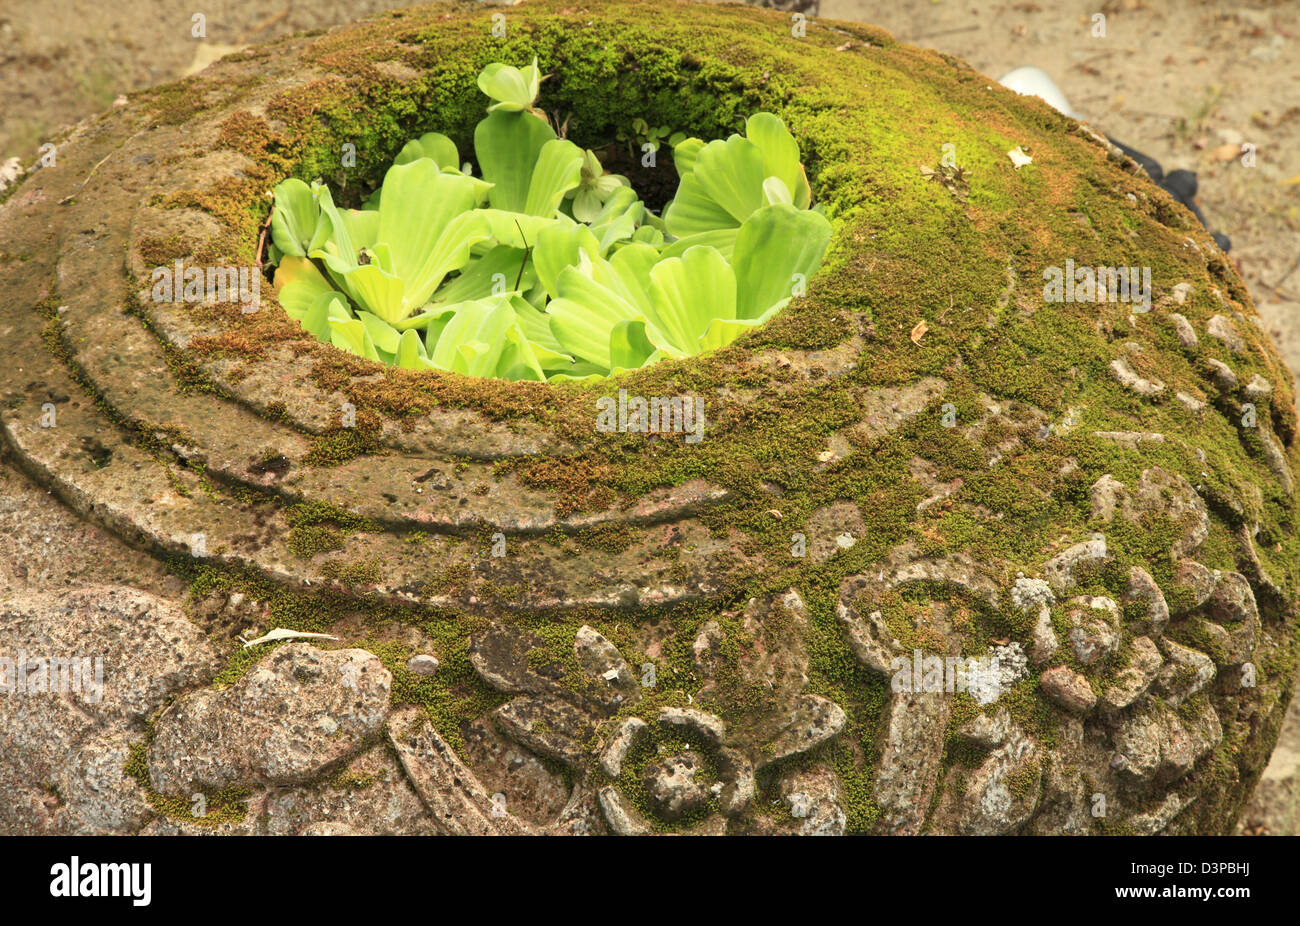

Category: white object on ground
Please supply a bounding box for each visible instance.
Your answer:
[997,66,1083,121]
[1007,146,1034,169]
[239,628,342,648]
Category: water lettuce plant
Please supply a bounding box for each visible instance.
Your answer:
[267,57,832,381]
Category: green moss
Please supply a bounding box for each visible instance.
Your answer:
[319,557,384,587]
[615,724,721,833]
[124,738,250,828]
[287,524,345,558]
[327,767,377,791]
[303,428,382,467]
[284,501,378,558]
[1006,759,1042,800]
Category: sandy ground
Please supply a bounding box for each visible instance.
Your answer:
[0,0,417,156]
[0,0,1297,833]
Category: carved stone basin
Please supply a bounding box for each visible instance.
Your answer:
[0,0,1295,836]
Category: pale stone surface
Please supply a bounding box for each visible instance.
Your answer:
[147,644,391,795]
[0,585,220,834]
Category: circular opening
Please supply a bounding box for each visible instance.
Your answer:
[264,55,833,384]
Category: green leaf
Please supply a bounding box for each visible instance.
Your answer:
[745,112,811,210]
[672,137,705,178]
[497,317,548,381]
[659,228,739,262]
[423,313,453,353]
[273,86,831,384]
[569,149,629,223]
[700,303,782,352]
[572,187,603,223]
[300,292,348,342]
[338,264,403,323]
[732,203,833,320]
[395,328,432,369]
[274,257,336,319]
[644,245,736,357]
[663,172,740,238]
[393,304,458,331]
[394,132,460,169]
[427,296,519,378]
[523,139,584,216]
[342,208,381,251]
[309,186,370,305]
[609,318,656,370]
[326,297,353,323]
[663,116,815,237]
[546,361,609,383]
[436,245,533,303]
[313,185,358,260]
[579,245,654,318]
[513,299,569,357]
[357,311,401,354]
[269,178,320,258]
[691,135,767,224]
[377,161,482,302]
[533,223,600,300]
[478,209,569,250]
[328,315,380,360]
[632,224,665,246]
[477,58,542,113]
[762,176,793,206]
[548,258,645,370]
[587,185,644,252]
[475,109,556,212]
[447,167,495,206]
[607,242,659,311]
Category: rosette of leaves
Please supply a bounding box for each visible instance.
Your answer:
[662,112,816,258]
[544,203,831,377]
[477,57,545,115]
[267,58,831,382]
[567,149,633,223]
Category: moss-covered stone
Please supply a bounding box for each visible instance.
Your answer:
[0,0,1294,835]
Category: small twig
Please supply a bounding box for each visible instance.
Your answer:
[255,210,273,270]
[236,4,292,45]
[904,24,981,41]
[58,151,114,204]
[1266,255,1300,301]
[83,152,113,186]
[513,219,531,291]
